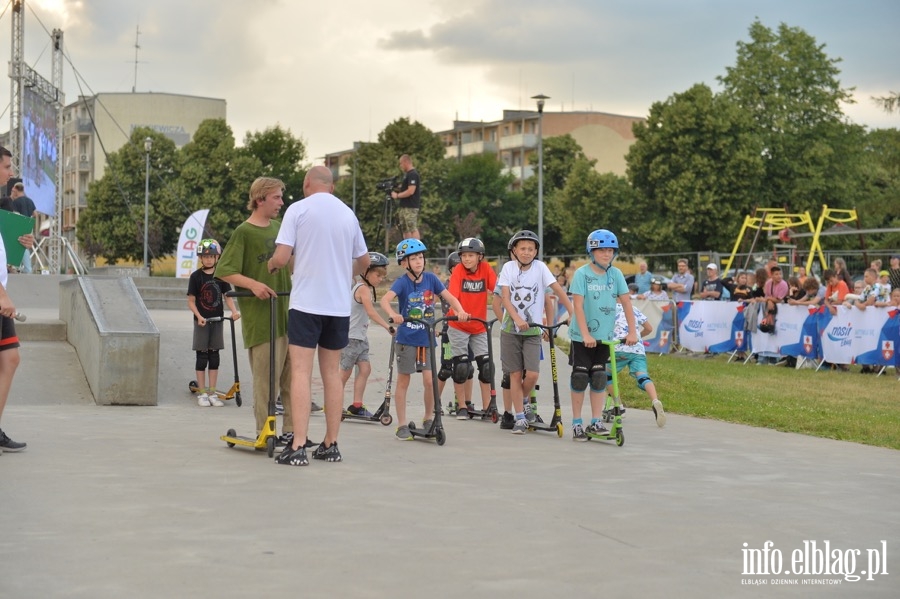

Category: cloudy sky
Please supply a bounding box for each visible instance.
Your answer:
[3,0,899,162]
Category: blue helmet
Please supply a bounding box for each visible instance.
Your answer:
[586,229,619,257]
[396,238,427,264]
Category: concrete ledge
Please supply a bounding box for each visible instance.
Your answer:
[60,277,160,406]
[17,319,67,342]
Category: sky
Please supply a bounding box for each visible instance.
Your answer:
[2,0,898,162]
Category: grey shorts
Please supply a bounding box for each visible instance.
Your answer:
[500,331,541,374]
[448,328,488,358]
[340,338,370,371]
[192,319,225,351]
[397,207,419,233]
[396,343,433,375]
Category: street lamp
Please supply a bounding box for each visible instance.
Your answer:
[143,137,152,272]
[532,94,549,260]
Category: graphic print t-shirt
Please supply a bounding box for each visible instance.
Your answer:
[497,260,555,336]
[187,269,232,320]
[391,271,444,347]
[448,261,497,335]
[568,263,628,343]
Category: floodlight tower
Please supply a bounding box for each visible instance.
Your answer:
[50,28,65,275]
[10,0,24,165]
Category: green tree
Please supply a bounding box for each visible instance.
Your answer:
[378,117,445,164]
[240,125,308,204]
[855,128,900,248]
[76,128,179,263]
[626,84,766,253]
[718,20,866,213]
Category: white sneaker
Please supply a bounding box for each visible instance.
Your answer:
[209,393,224,407]
[652,399,666,428]
[197,393,211,407]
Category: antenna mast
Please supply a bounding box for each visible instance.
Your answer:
[132,24,141,93]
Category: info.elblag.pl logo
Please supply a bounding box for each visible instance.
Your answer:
[741,540,889,585]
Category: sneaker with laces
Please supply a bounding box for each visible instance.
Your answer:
[209,393,224,407]
[396,425,412,440]
[0,429,26,452]
[512,418,528,434]
[652,399,666,428]
[586,422,610,436]
[312,441,343,462]
[197,393,211,407]
[310,401,324,413]
[572,424,587,442]
[456,407,470,420]
[523,402,536,424]
[422,419,434,431]
[275,444,308,466]
[499,411,515,430]
[346,404,373,417]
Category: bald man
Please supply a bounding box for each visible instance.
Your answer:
[269,166,369,466]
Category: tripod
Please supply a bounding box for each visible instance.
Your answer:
[376,192,395,255]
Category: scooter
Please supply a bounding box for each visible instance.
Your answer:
[523,321,567,437]
[188,315,242,406]
[453,316,500,423]
[585,339,625,447]
[341,326,396,426]
[220,292,285,457]
[406,316,453,445]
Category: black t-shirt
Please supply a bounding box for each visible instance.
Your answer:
[398,168,421,210]
[702,278,724,300]
[187,268,232,320]
[13,195,36,218]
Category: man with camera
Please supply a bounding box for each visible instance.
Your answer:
[390,154,421,240]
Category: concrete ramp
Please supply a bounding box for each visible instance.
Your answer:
[60,277,159,405]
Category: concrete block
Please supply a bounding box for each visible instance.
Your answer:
[60,277,159,406]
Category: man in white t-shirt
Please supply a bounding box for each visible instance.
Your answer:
[269,166,369,466]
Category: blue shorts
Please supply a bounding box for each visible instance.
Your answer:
[288,309,349,350]
[614,352,648,378]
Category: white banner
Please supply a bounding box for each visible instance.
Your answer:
[819,306,891,365]
[676,301,740,353]
[749,304,815,355]
[175,209,209,278]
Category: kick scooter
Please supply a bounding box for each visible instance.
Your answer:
[406,316,453,445]
[188,315,242,406]
[220,292,286,457]
[453,316,500,423]
[585,339,625,447]
[341,326,396,426]
[524,321,567,437]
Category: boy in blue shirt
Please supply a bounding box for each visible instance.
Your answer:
[568,229,638,441]
[381,239,469,440]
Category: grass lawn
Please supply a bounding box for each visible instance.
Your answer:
[614,353,900,450]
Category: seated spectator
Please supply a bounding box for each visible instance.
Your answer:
[699,263,724,300]
[643,278,669,301]
[788,277,821,306]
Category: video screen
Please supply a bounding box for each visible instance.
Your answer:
[20,88,58,216]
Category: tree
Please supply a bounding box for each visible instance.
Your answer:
[873,92,900,114]
[76,128,179,263]
[854,128,900,248]
[378,117,445,164]
[717,20,866,213]
[626,84,766,253]
[240,125,308,204]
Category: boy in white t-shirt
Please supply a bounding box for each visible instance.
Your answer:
[497,230,573,434]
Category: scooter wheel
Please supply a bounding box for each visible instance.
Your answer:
[266,436,276,458]
[189,380,198,392]
[491,410,499,424]
[235,392,242,407]
[225,428,236,448]
[556,422,564,438]
[435,428,446,446]
[616,429,625,447]
[380,414,393,426]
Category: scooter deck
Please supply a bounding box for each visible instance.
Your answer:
[407,421,447,445]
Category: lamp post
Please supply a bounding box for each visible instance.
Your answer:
[532,94,549,260]
[143,137,152,271]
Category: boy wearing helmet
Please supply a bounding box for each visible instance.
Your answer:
[187,239,241,407]
[568,229,637,441]
[381,239,469,440]
[446,237,497,418]
[497,230,573,434]
[341,252,394,417]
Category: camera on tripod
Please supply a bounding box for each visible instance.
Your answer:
[376,176,400,193]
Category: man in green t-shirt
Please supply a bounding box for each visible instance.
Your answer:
[216,177,319,445]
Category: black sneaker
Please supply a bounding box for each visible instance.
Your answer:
[499,411,515,430]
[346,404,373,417]
[275,445,308,466]
[312,441,343,463]
[276,432,294,447]
[0,429,25,453]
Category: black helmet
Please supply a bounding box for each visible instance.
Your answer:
[447,252,461,271]
[507,230,539,252]
[367,252,389,269]
[197,238,221,256]
[457,237,485,256]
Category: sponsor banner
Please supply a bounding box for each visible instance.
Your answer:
[750,304,819,357]
[676,301,740,353]
[633,298,674,354]
[175,209,209,279]
[818,305,894,366]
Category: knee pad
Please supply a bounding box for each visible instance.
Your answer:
[208,350,220,370]
[589,365,606,392]
[501,372,511,390]
[195,351,209,372]
[476,355,493,384]
[452,355,472,384]
[437,358,452,382]
[636,374,652,391]
[570,366,590,392]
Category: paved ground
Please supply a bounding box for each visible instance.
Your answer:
[1,278,897,598]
